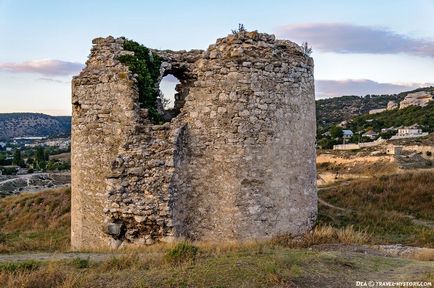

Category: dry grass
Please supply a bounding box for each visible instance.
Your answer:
[316,153,399,176]
[271,225,370,248]
[323,171,434,220]
[411,248,434,261]
[0,187,70,253]
[0,245,432,288]
[319,171,434,246]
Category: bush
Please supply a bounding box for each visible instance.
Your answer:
[70,257,89,269]
[165,242,199,265]
[0,260,40,272]
[0,167,17,175]
[118,39,163,123]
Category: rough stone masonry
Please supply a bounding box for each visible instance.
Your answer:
[71,31,317,250]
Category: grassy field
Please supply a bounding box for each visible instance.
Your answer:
[318,171,434,247]
[0,188,70,253]
[0,243,433,288]
[0,171,433,287]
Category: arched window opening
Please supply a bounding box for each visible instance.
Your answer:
[159,74,180,111]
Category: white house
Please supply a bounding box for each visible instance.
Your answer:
[396,125,422,137]
[0,142,6,149]
[390,124,428,140]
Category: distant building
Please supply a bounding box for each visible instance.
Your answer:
[342,130,353,138]
[396,125,422,136]
[362,130,378,140]
[0,142,6,149]
[390,124,428,140]
[386,145,402,155]
[25,138,71,150]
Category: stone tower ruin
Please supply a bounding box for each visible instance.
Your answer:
[71,31,317,250]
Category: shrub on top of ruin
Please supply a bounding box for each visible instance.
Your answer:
[117,39,163,123]
[301,42,312,56]
[231,23,247,34]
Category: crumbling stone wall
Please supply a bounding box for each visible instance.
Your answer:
[71,31,317,250]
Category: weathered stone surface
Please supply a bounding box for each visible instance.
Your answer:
[399,91,433,109]
[71,31,317,250]
[387,100,398,110]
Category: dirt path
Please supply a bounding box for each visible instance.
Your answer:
[0,252,113,262]
[317,198,350,212]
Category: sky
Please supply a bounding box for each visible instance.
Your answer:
[1,0,434,115]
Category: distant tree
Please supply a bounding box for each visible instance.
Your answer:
[12,149,22,166]
[160,94,172,110]
[330,126,343,138]
[379,130,396,140]
[317,138,337,149]
[35,147,45,163]
[43,149,50,161]
[0,167,17,175]
[26,157,34,165]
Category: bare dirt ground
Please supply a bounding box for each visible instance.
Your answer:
[0,172,70,196]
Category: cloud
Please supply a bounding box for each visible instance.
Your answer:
[36,77,69,84]
[161,74,180,83]
[315,79,433,98]
[0,59,84,76]
[277,23,434,57]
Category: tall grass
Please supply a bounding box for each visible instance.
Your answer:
[319,171,434,246]
[0,187,70,252]
[271,225,370,248]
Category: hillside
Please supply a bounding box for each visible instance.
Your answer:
[348,101,434,134]
[0,113,71,140]
[316,86,434,130]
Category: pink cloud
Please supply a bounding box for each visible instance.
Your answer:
[0,59,84,76]
[277,23,434,57]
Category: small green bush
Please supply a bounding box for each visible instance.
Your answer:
[165,242,199,265]
[0,260,40,272]
[70,257,90,269]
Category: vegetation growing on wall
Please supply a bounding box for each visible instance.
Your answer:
[117,39,163,123]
